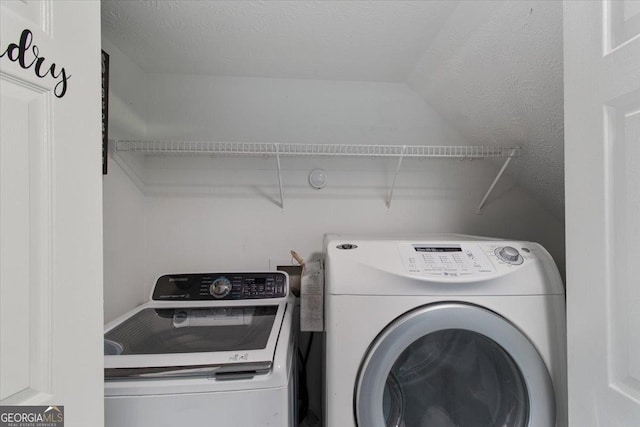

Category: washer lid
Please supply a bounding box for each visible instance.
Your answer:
[103,301,288,378]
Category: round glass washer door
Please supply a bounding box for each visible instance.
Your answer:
[356,303,555,427]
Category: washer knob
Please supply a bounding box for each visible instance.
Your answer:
[209,277,232,298]
[497,246,521,263]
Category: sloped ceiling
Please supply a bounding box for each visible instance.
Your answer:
[102,0,564,219]
[101,0,461,81]
[408,1,564,220]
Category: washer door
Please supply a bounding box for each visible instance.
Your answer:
[356,303,554,427]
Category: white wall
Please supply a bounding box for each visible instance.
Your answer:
[139,158,564,283]
[101,39,148,323]
[103,69,565,321]
[103,62,565,425]
[408,0,565,220]
[144,74,464,144]
[138,73,564,292]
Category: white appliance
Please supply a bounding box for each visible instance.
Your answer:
[324,234,567,427]
[104,272,296,427]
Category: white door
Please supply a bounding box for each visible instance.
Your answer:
[564,0,640,425]
[0,1,104,426]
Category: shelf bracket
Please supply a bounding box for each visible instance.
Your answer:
[476,148,517,214]
[274,143,285,210]
[386,145,407,208]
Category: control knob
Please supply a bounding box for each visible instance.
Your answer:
[209,277,232,298]
[495,246,522,264]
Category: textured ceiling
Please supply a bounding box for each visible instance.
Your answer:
[101,0,460,81]
[101,0,564,219]
[408,1,564,219]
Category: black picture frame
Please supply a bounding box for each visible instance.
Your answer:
[101,50,110,175]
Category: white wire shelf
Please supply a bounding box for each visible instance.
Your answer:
[115,140,521,159]
[114,139,521,212]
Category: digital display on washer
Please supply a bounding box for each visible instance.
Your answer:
[413,245,462,252]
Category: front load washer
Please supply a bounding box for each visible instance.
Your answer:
[324,234,566,427]
[104,272,296,427]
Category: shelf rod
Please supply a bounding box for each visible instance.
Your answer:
[274,143,285,210]
[115,140,520,159]
[476,148,518,214]
[386,145,406,209]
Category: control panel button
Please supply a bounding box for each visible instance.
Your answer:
[495,246,524,265]
[209,277,232,298]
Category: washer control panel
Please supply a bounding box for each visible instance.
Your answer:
[152,272,288,301]
[400,242,535,277]
[400,243,497,277]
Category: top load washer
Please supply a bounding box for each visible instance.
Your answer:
[324,234,566,427]
[104,272,296,427]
